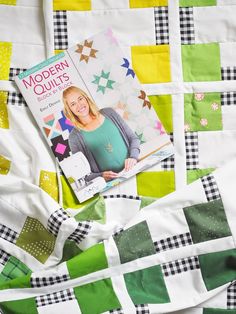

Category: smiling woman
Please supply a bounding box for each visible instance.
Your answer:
[62,86,140,182]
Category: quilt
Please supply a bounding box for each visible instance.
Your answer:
[0,0,236,313]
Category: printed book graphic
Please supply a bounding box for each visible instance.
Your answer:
[15,29,174,203]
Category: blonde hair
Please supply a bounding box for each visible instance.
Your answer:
[63,86,99,129]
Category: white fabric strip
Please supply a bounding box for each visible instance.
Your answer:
[42,0,55,58]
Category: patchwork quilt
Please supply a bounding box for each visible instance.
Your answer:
[0,0,236,313]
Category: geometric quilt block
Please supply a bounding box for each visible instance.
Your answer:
[184,92,222,132]
[0,297,37,314]
[16,217,56,264]
[124,265,170,304]
[131,45,171,83]
[50,134,71,161]
[74,278,121,314]
[183,199,231,244]
[113,221,156,264]
[0,256,31,284]
[179,0,216,6]
[129,0,168,7]
[182,43,221,82]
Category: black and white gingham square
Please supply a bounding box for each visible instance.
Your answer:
[135,304,150,314]
[53,11,68,50]
[67,221,91,245]
[221,67,236,80]
[0,249,10,266]
[161,256,200,277]
[9,68,27,81]
[103,194,140,200]
[227,281,236,309]
[36,288,75,307]
[109,308,124,314]
[221,92,236,106]
[47,208,70,237]
[154,7,169,45]
[7,92,27,107]
[201,174,221,202]
[161,133,174,170]
[179,7,195,45]
[31,274,70,288]
[0,223,18,244]
[185,132,199,170]
[154,232,193,253]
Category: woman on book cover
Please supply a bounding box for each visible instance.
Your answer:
[63,86,140,182]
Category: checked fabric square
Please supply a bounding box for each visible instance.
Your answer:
[9,68,27,81]
[67,221,91,245]
[221,92,236,106]
[221,67,236,80]
[109,308,124,314]
[0,256,30,281]
[47,208,70,237]
[53,11,68,50]
[36,288,75,307]
[0,223,18,244]
[154,6,169,45]
[0,249,10,266]
[179,7,195,45]
[7,92,27,107]
[135,304,150,314]
[161,133,174,170]
[185,132,199,170]
[227,281,236,309]
[161,256,200,277]
[31,274,70,288]
[201,174,221,202]
[154,232,193,253]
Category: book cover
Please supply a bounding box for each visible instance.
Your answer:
[15,29,174,203]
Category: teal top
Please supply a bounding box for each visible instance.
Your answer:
[80,117,128,172]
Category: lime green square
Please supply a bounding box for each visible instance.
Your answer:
[67,243,108,279]
[74,278,121,314]
[187,168,215,184]
[184,199,231,244]
[184,93,222,131]
[137,171,175,198]
[124,265,170,304]
[16,217,56,264]
[113,221,156,263]
[182,44,221,82]
[148,95,173,133]
[180,0,216,6]
[0,297,37,314]
[199,249,236,291]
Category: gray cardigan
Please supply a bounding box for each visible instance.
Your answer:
[68,107,140,181]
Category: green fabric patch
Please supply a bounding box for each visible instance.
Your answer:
[184,93,222,132]
[0,91,9,129]
[67,243,108,279]
[16,217,56,264]
[187,168,215,184]
[0,297,37,314]
[39,170,59,202]
[148,95,173,133]
[203,308,236,314]
[137,171,175,198]
[0,273,31,291]
[182,44,221,82]
[75,196,106,224]
[199,248,236,291]
[124,265,170,304]
[140,196,157,209]
[113,221,155,263]
[0,155,11,175]
[74,278,121,314]
[184,199,231,244]
[180,0,216,6]
[0,256,31,284]
[61,240,83,263]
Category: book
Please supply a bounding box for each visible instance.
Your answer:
[15,28,174,203]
